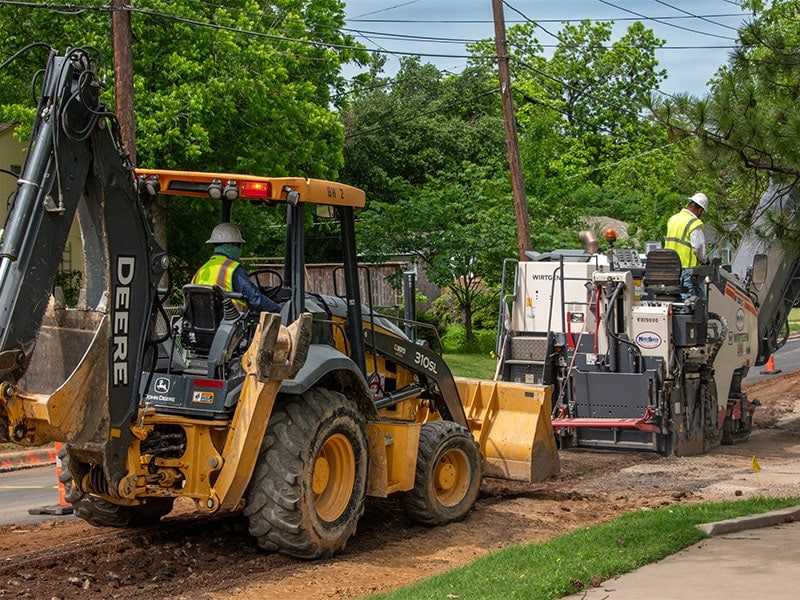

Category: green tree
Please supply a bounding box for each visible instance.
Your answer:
[0,0,367,279]
[341,56,505,204]
[342,59,516,340]
[653,0,800,245]
[357,163,516,346]
[467,19,677,252]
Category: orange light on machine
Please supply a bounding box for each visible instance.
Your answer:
[240,181,272,199]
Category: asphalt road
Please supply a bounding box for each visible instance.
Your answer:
[0,465,74,526]
[0,337,797,528]
[742,335,800,385]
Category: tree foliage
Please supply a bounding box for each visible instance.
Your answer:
[357,163,516,345]
[468,19,676,248]
[651,0,800,246]
[341,57,505,203]
[0,0,367,280]
[341,58,512,340]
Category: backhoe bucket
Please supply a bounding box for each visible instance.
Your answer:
[454,378,559,482]
[8,302,110,447]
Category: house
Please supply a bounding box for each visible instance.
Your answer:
[1,123,83,284]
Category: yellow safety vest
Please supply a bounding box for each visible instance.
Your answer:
[665,209,703,268]
[192,255,246,310]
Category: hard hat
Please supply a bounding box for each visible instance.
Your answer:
[206,222,245,245]
[689,192,708,211]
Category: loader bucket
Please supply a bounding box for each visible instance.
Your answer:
[454,378,559,482]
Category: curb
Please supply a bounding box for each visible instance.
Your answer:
[0,448,56,472]
[696,506,800,536]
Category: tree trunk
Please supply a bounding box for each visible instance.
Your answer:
[464,302,474,349]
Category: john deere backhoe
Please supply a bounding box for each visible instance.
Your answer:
[0,47,558,558]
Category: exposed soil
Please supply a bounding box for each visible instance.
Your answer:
[1,372,799,600]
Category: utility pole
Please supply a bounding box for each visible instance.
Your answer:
[112,0,136,166]
[111,0,169,253]
[492,0,531,259]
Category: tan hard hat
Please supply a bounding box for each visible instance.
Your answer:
[206,222,245,244]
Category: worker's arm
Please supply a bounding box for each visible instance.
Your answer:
[231,266,282,313]
[689,227,708,264]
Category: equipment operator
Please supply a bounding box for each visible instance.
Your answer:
[193,223,281,313]
[665,192,709,299]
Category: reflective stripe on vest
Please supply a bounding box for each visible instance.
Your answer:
[192,255,246,310]
[664,209,702,268]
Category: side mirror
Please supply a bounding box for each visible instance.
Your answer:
[751,254,768,286]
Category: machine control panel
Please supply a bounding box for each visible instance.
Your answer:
[611,248,644,270]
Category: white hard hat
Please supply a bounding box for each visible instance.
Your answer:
[689,192,708,211]
[206,222,245,244]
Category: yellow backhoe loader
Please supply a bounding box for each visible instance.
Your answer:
[0,47,558,558]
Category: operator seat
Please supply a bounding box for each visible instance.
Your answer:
[643,249,684,300]
[181,284,237,356]
[181,284,253,380]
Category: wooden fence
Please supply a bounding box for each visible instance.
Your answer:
[244,260,410,309]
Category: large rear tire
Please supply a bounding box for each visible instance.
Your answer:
[244,388,369,559]
[400,420,482,526]
[59,445,174,527]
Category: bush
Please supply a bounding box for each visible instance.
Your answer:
[55,270,82,307]
[441,325,496,354]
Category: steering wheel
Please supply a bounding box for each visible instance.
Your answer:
[248,268,284,299]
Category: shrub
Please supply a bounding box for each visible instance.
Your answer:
[442,325,496,354]
[55,270,82,307]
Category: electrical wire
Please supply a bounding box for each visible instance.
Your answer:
[649,0,740,32]
[347,14,746,25]
[593,0,737,40]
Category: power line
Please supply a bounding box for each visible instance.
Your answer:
[593,0,737,40]
[342,25,736,51]
[0,1,742,64]
[502,1,565,45]
[648,0,740,32]
[349,0,423,20]
[346,14,746,25]
[566,140,686,179]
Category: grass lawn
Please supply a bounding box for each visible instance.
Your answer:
[791,306,800,332]
[366,497,800,600]
[442,352,497,379]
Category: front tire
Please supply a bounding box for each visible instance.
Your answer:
[59,445,174,527]
[400,420,482,526]
[244,388,369,559]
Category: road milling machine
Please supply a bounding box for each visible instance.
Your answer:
[0,48,558,558]
[496,187,800,456]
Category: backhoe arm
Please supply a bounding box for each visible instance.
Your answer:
[0,48,166,493]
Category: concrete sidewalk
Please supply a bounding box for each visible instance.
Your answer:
[564,507,800,600]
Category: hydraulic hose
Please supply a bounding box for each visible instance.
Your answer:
[707,312,728,366]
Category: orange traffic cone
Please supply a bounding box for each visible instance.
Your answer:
[760,354,782,375]
[54,442,69,508]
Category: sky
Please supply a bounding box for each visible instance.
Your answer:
[342,0,751,97]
